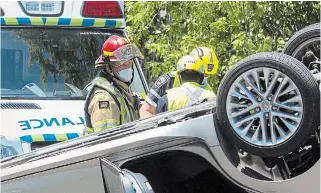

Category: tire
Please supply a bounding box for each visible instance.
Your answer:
[283,23,320,61]
[216,52,320,157]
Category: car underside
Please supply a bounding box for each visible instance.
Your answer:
[1,98,320,193]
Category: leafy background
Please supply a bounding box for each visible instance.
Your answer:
[125,1,320,92]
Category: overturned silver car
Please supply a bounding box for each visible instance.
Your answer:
[1,24,320,193]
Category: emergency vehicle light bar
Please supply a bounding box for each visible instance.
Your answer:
[82,1,123,18]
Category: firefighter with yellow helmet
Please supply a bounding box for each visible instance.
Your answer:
[139,47,219,118]
[189,46,219,91]
[155,54,217,113]
[190,47,219,77]
[84,35,143,134]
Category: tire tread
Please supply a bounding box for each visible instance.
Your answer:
[282,23,320,55]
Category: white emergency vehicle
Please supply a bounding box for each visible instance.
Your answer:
[0,1,149,158]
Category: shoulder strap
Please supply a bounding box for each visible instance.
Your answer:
[91,78,122,122]
[94,78,121,110]
[181,84,204,106]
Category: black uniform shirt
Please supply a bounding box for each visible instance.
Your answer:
[145,72,175,107]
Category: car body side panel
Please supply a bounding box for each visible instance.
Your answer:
[0,100,85,140]
[1,112,320,193]
[1,114,219,180]
[1,158,106,193]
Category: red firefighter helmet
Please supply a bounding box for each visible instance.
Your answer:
[102,35,129,61]
[95,35,143,69]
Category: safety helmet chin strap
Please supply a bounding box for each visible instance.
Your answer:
[102,55,135,85]
[102,56,113,74]
[129,62,135,84]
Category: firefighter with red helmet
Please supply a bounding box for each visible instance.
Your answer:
[84,35,143,134]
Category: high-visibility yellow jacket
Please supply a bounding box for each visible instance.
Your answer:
[156,82,216,113]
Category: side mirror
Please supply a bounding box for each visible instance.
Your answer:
[100,158,155,193]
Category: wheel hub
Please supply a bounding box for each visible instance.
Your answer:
[261,100,271,112]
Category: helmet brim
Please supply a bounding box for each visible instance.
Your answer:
[113,44,144,62]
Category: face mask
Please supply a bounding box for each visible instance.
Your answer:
[117,67,133,83]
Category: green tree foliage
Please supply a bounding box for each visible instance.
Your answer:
[125,1,320,92]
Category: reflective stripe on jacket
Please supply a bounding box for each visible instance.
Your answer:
[84,76,135,134]
[166,82,216,111]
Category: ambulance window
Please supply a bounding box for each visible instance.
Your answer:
[1,28,146,100]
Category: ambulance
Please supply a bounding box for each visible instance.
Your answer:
[0,1,149,158]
